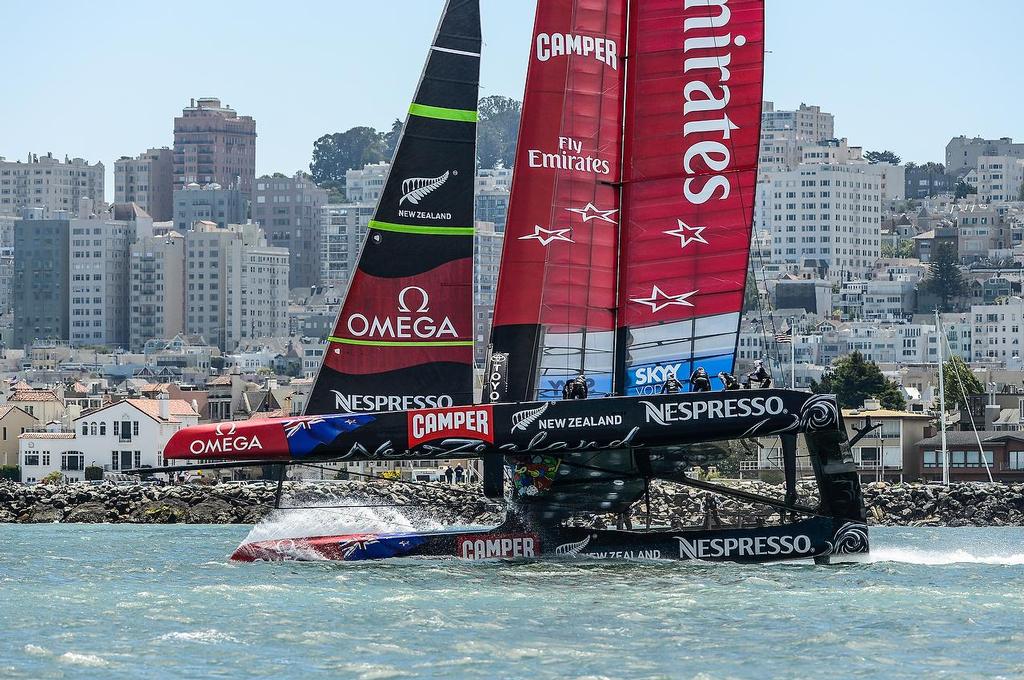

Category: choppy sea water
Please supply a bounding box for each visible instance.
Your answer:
[2,520,1023,679]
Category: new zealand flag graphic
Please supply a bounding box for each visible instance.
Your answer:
[281,414,376,458]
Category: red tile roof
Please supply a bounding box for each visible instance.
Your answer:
[9,389,61,403]
[126,399,198,423]
[19,432,76,440]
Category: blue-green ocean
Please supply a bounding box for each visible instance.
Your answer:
[1,522,1023,679]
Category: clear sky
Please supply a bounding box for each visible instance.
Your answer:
[2,0,1023,199]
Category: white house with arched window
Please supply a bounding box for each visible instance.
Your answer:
[19,398,199,483]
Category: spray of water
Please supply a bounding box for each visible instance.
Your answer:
[242,495,447,544]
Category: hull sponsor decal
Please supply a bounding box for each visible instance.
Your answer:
[408,405,494,447]
[458,533,540,559]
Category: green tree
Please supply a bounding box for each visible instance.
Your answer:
[810,351,906,410]
[383,118,403,161]
[954,179,977,199]
[922,242,965,312]
[865,149,901,165]
[309,126,387,195]
[477,95,521,168]
[881,239,914,258]
[742,272,760,313]
[941,355,984,411]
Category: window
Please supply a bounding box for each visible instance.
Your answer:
[90,423,97,436]
[24,454,40,466]
[99,423,106,436]
[133,422,139,436]
[81,424,88,435]
[1010,452,1024,470]
[111,451,119,470]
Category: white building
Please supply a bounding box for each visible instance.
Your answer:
[0,153,105,217]
[345,162,390,203]
[185,222,289,349]
[18,397,199,483]
[971,299,1024,365]
[114,148,173,221]
[762,139,883,281]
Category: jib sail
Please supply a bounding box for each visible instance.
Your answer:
[615,0,764,395]
[306,0,481,416]
[488,0,628,402]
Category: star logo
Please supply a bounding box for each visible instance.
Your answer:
[565,203,618,223]
[664,220,708,249]
[518,225,574,246]
[630,286,699,313]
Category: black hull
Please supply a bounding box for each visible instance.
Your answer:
[232,516,868,564]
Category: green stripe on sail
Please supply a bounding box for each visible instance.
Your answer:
[408,103,478,122]
[328,336,473,347]
[368,219,474,236]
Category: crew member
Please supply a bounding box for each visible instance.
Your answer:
[562,373,589,399]
[689,366,711,392]
[746,360,772,389]
[718,371,742,391]
[660,370,683,394]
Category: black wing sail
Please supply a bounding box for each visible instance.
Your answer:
[306,0,481,416]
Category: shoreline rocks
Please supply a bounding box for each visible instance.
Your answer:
[0,479,1022,528]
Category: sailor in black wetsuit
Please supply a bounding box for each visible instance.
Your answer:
[746,360,772,389]
[660,371,683,394]
[562,373,589,399]
[689,367,711,392]
[718,371,742,391]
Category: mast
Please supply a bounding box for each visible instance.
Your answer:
[935,309,949,486]
[305,0,481,416]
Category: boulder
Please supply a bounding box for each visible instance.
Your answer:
[65,502,109,523]
[26,504,65,523]
[130,499,190,523]
[187,499,235,524]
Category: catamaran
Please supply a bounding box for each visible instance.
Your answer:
[152,0,870,563]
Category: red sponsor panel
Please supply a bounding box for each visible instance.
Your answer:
[165,419,292,460]
[322,258,473,375]
[457,533,540,560]
[618,0,765,327]
[407,405,495,447]
[490,0,627,330]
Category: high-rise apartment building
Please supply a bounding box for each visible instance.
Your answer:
[129,232,185,351]
[173,98,256,198]
[759,102,835,172]
[320,203,373,289]
[115,148,174,221]
[974,156,1024,204]
[253,173,328,289]
[0,153,104,217]
[473,221,504,365]
[184,222,288,349]
[69,204,151,347]
[763,139,883,280]
[475,168,512,233]
[12,216,70,346]
[172,182,248,232]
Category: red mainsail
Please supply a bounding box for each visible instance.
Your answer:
[489,0,628,401]
[490,0,764,399]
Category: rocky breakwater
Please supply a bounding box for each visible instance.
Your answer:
[1,479,1023,527]
[0,480,502,526]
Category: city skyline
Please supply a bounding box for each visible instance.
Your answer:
[3,0,1024,200]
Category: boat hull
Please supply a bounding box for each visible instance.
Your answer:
[231,517,868,564]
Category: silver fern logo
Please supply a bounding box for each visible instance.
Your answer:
[400,170,451,205]
[555,535,591,557]
[511,402,550,432]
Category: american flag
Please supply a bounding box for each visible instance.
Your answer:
[775,332,792,344]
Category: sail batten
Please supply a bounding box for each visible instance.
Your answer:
[306,0,480,416]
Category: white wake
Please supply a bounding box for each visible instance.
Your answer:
[865,547,1024,566]
[241,496,446,544]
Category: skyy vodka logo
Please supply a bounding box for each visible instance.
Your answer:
[681,0,745,205]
